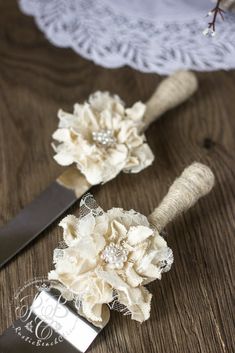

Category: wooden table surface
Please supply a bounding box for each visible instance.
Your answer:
[0,1,234,352]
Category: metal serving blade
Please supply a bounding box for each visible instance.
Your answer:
[0,288,110,353]
[0,168,90,269]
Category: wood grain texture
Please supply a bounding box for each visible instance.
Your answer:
[0,1,234,352]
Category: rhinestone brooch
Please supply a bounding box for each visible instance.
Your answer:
[92,129,115,147]
[101,242,128,269]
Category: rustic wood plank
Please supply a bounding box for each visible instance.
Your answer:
[0,1,234,353]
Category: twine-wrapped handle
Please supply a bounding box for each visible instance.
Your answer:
[144,70,198,129]
[148,163,215,232]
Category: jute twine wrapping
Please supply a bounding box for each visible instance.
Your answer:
[148,163,215,232]
[144,70,198,129]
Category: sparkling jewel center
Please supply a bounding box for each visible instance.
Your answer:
[101,242,128,269]
[92,129,115,147]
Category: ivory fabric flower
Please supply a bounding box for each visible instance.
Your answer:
[52,92,154,185]
[49,195,173,325]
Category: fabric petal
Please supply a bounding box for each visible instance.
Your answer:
[125,263,144,287]
[77,213,96,237]
[127,225,153,246]
[95,269,151,322]
[53,150,74,166]
[124,143,154,173]
[59,215,80,245]
[125,101,146,121]
[117,286,152,322]
[52,128,72,142]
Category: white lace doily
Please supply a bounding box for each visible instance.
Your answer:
[19,0,235,74]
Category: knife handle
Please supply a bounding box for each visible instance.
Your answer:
[144,71,198,129]
[148,163,214,232]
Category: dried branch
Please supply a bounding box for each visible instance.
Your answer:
[203,0,225,36]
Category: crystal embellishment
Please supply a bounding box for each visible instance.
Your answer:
[101,242,128,269]
[92,130,115,147]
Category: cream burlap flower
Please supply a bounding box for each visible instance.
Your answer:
[49,195,173,325]
[52,92,154,185]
